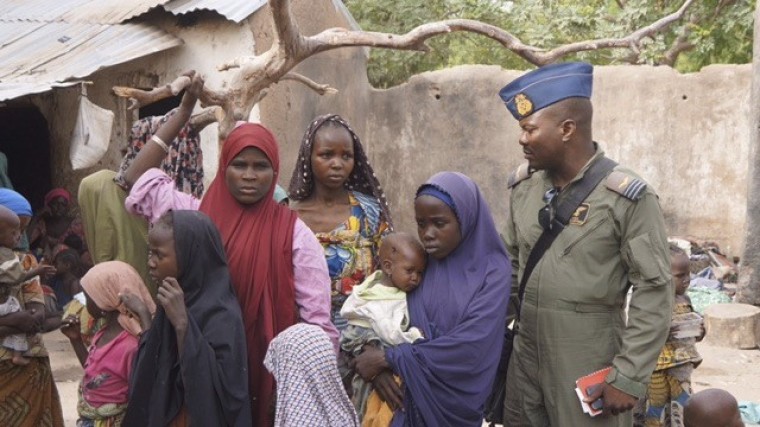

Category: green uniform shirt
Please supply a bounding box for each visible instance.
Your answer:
[503,147,673,425]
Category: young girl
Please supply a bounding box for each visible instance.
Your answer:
[122,210,251,427]
[60,260,155,427]
[353,172,511,426]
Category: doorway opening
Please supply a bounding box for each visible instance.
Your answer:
[0,106,51,211]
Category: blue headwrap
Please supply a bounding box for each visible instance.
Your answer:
[417,185,456,213]
[0,189,32,251]
[0,188,32,217]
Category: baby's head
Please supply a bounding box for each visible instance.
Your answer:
[0,205,20,250]
[684,388,744,427]
[379,232,426,292]
[670,244,690,296]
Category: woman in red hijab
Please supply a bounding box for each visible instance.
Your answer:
[123,118,337,426]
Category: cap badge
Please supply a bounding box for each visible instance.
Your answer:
[515,93,533,117]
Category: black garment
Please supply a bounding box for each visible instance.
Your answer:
[124,210,251,427]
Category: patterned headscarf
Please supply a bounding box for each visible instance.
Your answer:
[287,114,393,227]
[114,108,204,198]
[264,323,359,427]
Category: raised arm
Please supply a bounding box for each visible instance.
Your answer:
[121,72,204,190]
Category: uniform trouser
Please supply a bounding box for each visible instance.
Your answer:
[503,348,633,426]
[503,301,632,427]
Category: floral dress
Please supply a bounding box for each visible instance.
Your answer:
[316,192,388,330]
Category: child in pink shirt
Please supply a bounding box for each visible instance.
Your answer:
[61,261,155,426]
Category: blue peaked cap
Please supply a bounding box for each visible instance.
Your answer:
[499,62,593,120]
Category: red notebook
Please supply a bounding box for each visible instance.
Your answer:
[574,366,612,417]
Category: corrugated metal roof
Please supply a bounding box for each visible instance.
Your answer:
[0,0,170,24]
[162,0,267,24]
[0,0,266,25]
[0,0,266,101]
[0,21,182,101]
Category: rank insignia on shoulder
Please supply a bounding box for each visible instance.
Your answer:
[507,162,533,189]
[569,203,590,226]
[605,171,647,201]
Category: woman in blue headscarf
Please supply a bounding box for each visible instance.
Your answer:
[354,172,511,426]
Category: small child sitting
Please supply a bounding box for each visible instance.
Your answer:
[683,388,744,427]
[340,232,426,422]
[0,205,52,365]
[635,244,705,427]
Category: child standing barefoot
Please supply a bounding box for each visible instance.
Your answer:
[634,245,704,427]
[60,261,155,427]
[122,210,251,427]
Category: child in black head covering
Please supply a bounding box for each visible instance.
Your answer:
[121,210,251,427]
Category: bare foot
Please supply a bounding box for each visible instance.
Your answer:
[12,353,31,366]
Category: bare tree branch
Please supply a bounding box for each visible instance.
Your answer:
[111,0,697,140]
[280,72,338,95]
[112,76,189,110]
[189,107,224,131]
[113,76,229,111]
[661,37,695,66]
[534,0,696,64]
[660,0,733,66]
[304,21,544,64]
[293,0,695,65]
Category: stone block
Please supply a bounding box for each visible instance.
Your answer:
[703,303,760,349]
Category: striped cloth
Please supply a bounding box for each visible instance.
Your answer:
[264,324,359,427]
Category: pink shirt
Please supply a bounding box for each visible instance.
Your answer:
[83,329,138,407]
[126,168,339,351]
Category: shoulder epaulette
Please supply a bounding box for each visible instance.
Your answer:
[507,163,533,189]
[605,171,647,201]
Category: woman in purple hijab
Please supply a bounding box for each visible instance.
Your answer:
[354,171,511,426]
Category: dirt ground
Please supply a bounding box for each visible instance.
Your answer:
[43,330,760,427]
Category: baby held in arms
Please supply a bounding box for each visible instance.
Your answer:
[340,232,426,422]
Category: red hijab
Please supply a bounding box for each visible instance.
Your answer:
[199,123,298,426]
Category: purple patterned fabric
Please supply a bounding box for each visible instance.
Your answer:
[264,323,359,427]
[386,172,511,426]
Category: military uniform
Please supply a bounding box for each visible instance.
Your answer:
[503,148,673,426]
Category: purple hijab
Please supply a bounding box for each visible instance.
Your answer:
[386,172,511,426]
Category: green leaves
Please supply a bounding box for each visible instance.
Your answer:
[343,0,753,87]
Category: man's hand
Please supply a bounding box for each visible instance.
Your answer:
[584,382,637,416]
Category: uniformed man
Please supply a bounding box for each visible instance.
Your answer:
[499,62,673,426]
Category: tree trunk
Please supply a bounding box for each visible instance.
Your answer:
[737,0,760,305]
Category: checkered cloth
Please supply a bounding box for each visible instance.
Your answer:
[264,324,359,427]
